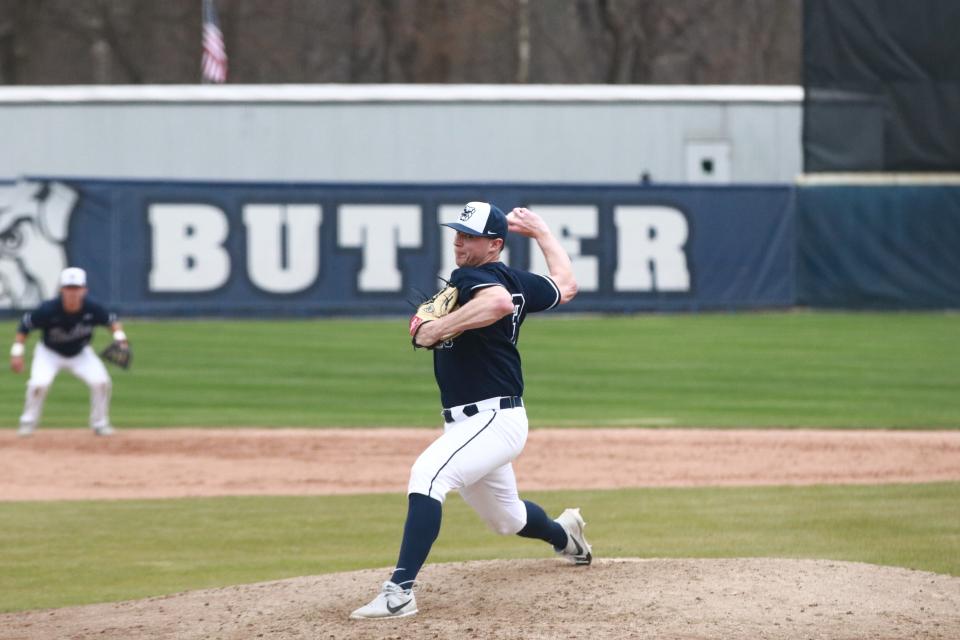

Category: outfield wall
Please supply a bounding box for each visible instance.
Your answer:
[797,184,960,309]
[0,85,802,184]
[0,178,957,316]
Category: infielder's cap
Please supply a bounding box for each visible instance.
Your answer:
[441,202,508,239]
[59,267,87,288]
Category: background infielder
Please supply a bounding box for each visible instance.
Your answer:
[10,267,127,436]
[351,203,591,620]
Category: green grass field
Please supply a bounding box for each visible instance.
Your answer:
[1,312,957,428]
[1,312,958,613]
[0,483,957,612]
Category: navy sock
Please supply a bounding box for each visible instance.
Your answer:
[390,493,442,589]
[516,500,568,551]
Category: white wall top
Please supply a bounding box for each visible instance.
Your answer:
[0,84,803,105]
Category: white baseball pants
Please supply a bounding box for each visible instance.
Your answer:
[408,397,529,536]
[19,342,112,429]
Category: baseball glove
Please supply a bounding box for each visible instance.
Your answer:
[409,283,461,349]
[100,341,132,369]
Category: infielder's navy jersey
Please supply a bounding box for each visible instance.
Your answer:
[17,298,116,357]
[434,262,561,408]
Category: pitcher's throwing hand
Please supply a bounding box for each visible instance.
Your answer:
[506,207,550,238]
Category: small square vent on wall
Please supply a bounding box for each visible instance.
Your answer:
[686,141,731,183]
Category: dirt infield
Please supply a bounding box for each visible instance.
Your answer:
[2,428,960,501]
[2,558,959,640]
[2,428,959,639]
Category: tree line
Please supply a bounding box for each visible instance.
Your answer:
[0,0,800,85]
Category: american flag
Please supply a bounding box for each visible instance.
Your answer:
[201,0,227,84]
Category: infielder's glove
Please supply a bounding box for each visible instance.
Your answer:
[100,341,132,369]
[409,283,461,349]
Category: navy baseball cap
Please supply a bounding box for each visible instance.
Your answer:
[441,202,508,239]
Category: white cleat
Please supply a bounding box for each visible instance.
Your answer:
[554,507,593,565]
[350,581,418,620]
[16,424,35,437]
[93,425,116,436]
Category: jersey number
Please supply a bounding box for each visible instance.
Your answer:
[510,294,526,344]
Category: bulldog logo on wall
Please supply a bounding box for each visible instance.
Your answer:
[458,205,476,221]
[0,180,77,309]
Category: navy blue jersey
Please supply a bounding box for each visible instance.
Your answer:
[433,262,561,408]
[17,298,116,357]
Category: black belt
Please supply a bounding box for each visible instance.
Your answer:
[443,396,523,423]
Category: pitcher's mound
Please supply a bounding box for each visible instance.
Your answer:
[3,558,959,640]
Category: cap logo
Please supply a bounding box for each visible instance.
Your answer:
[459,205,476,222]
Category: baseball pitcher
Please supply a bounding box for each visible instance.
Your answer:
[10,267,128,436]
[351,203,592,620]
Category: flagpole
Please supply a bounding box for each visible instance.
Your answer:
[201,0,209,84]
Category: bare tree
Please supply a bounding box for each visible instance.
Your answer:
[515,0,531,83]
[0,0,32,83]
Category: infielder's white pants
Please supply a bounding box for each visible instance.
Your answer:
[20,343,112,429]
[408,397,529,536]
